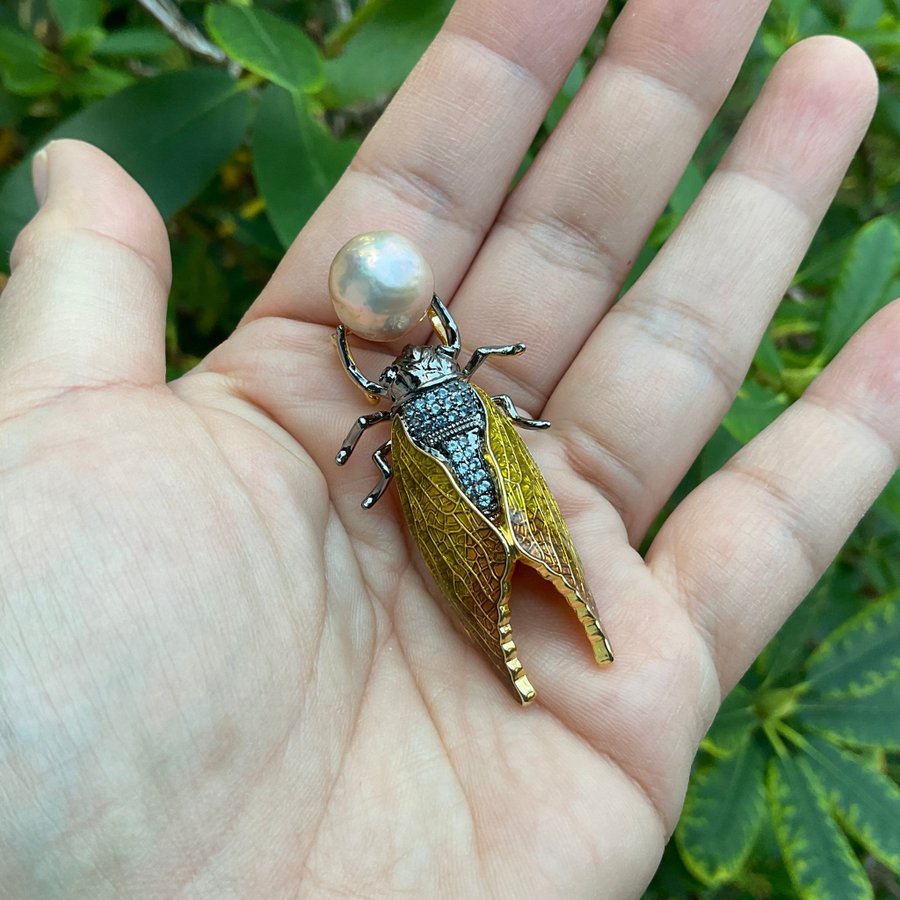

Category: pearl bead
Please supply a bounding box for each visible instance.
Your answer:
[329,231,434,342]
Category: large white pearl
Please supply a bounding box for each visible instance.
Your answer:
[328,231,434,342]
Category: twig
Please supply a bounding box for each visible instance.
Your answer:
[333,0,353,24]
[136,0,238,73]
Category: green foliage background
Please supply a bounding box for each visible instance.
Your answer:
[0,1,898,896]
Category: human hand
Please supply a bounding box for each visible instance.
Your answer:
[1,0,897,896]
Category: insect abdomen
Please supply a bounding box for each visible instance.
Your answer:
[400,380,499,516]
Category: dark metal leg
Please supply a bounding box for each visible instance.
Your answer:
[463,343,526,379]
[361,440,393,509]
[428,295,461,356]
[492,394,550,429]
[336,411,392,465]
[333,326,387,399]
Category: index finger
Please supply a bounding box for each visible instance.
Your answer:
[241,0,608,328]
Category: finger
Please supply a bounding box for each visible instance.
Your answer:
[0,140,171,395]
[241,0,607,328]
[648,299,900,692]
[448,0,769,411]
[547,37,878,538]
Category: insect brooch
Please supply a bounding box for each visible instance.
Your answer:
[329,231,613,704]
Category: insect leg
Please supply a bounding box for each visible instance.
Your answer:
[361,440,393,509]
[491,394,550,430]
[427,294,461,356]
[462,343,526,379]
[333,326,387,400]
[335,410,392,465]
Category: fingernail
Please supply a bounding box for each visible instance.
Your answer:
[32,145,50,206]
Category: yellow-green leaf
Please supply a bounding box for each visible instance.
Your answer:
[805,737,900,874]
[793,678,900,750]
[768,754,873,900]
[805,591,900,697]
[205,5,323,93]
[676,738,768,885]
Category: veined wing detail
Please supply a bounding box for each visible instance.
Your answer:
[391,417,535,703]
[475,386,613,665]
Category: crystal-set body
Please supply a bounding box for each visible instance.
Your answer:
[332,287,613,704]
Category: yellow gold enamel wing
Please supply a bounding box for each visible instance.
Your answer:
[329,232,613,704]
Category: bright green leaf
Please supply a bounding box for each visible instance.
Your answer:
[322,0,451,106]
[701,684,758,757]
[805,736,900,874]
[676,738,768,885]
[768,754,873,900]
[822,216,900,358]
[0,25,58,96]
[668,161,705,219]
[805,591,900,697]
[205,5,323,93]
[0,68,252,262]
[94,27,176,58]
[722,381,788,445]
[50,0,102,36]
[544,58,586,132]
[252,85,357,248]
[793,678,900,750]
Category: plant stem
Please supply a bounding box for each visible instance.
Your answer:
[324,0,391,57]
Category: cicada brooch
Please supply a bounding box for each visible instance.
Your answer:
[329,231,613,704]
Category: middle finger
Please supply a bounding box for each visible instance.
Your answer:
[449,0,769,411]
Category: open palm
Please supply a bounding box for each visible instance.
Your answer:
[2,1,898,897]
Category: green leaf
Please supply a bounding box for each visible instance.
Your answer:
[544,58,586,132]
[874,471,900,531]
[721,381,788,445]
[50,0,102,36]
[822,216,900,358]
[322,0,451,106]
[0,68,252,262]
[668,161,705,219]
[793,678,900,750]
[0,86,29,127]
[805,736,900,874]
[701,684,758,757]
[753,332,784,379]
[59,26,105,64]
[768,753,873,900]
[94,27,177,58]
[804,591,900,697]
[676,738,768,885]
[845,0,886,29]
[205,5,323,93]
[252,85,357,248]
[0,25,58,96]
[66,62,134,98]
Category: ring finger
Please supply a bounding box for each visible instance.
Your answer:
[548,36,878,540]
[447,0,769,411]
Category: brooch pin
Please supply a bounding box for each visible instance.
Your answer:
[329,231,612,704]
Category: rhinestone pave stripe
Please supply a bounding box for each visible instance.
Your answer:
[400,381,499,516]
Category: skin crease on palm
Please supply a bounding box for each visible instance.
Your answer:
[1,0,899,895]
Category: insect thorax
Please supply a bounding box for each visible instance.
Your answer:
[399,380,500,517]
